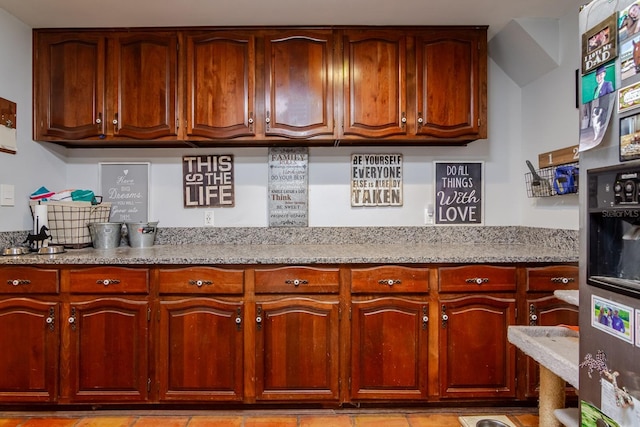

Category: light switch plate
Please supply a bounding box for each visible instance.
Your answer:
[0,184,15,206]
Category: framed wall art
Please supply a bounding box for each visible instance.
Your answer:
[100,162,150,222]
[434,161,483,225]
[620,112,640,161]
[582,13,617,75]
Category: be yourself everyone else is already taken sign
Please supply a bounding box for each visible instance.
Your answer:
[434,161,483,225]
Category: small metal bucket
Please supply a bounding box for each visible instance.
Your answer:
[88,222,123,249]
[126,221,158,248]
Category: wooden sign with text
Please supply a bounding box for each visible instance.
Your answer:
[351,154,403,206]
[183,155,235,208]
[268,147,308,227]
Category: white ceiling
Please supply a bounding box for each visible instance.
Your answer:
[0,0,586,39]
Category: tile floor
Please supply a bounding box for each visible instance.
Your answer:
[0,408,540,427]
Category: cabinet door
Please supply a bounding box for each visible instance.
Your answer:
[158,298,244,401]
[342,30,407,138]
[415,29,486,139]
[264,31,335,139]
[351,297,428,400]
[185,31,256,140]
[255,296,339,401]
[35,32,106,140]
[524,295,578,398]
[109,32,178,139]
[439,295,516,398]
[62,297,149,402]
[0,298,58,402]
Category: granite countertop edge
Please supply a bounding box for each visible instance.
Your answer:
[0,243,579,265]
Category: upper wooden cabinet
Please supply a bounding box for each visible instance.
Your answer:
[34,30,181,146]
[340,27,487,144]
[341,30,408,139]
[185,31,256,140]
[33,26,487,147]
[263,30,336,140]
[185,29,336,143]
[415,29,487,139]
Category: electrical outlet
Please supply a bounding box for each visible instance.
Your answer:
[424,207,434,225]
[204,210,214,227]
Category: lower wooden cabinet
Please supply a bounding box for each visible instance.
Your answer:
[524,295,578,398]
[61,297,150,402]
[350,297,429,400]
[438,295,517,399]
[158,298,244,401]
[0,262,577,406]
[254,296,340,401]
[0,298,58,402]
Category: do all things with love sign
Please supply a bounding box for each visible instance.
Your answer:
[434,161,483,225]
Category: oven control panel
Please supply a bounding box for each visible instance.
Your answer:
[614,171,640,205]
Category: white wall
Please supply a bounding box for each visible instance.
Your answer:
[520,8,581,228]
[0,8,66,232]
[0,6,581,232]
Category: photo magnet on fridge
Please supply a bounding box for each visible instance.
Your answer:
[582,13,618,75]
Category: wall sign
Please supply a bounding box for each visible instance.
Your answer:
[351,154,403,207]
[0,97,17,154]
[268,147,308,227]
[183,155,235,208]
[581,13,617,75]
[99,162,150,222]
[434,161,483,225]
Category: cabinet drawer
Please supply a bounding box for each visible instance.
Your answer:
[255,266,340,293]
[526,265,578,292]
[157,266,244,294]
[439,265,516,292]
[351,266,429,293]
[0,266,59,294]
[67,267,148,294]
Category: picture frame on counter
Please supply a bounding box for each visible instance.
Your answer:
[99,162,150,223]
[434,161,483,225]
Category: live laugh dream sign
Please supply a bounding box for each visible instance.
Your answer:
[434,161,483,225]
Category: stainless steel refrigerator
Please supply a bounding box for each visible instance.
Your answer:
[579,1,640,426]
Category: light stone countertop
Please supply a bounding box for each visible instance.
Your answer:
[554,290,579,307]
[0,243,579,265]
[507,325,579,389]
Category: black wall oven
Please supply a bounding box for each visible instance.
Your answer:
[588,164,640,299]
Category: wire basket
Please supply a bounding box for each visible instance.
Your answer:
[30,201,112,248]
[525,163,579,198]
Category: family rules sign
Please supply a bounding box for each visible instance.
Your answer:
[434,161,483,225]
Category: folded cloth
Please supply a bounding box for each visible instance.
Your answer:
[49,189,75,201]
[30,186,54,200]
[71,189,96,202]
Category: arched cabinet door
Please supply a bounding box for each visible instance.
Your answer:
[35,32,106,140]
[415,29,487,139]
[342,30,408,139]
[264,30,336,140]
[185,31,256,140]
